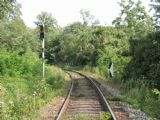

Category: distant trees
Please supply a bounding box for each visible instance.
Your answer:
[113,0,153,37]
[112,0,154,57]
[1,0,160,119]
[0,0,21,19]
[1,0,159,86]
[44,1,160,87]
[98,0,155,79]
[113,0,160,86]
[50,22,93,65]
[80,9,100,26]
[151,0,160,28]
[35,11,61,63]
[47,10,104,65]
[0,6,65,120]
[0,0,39,54]
[35,11,58,32]
[0,18,40,54]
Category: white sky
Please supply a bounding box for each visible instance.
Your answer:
[17,0,151,28]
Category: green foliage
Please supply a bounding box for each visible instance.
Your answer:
[0,51,41,77]
[153,89,160,100]
[0,0,21,20]
[35,11,62,63]
[124,33,160,85]
[0,18,40,53]
[113,0,154,47]
[49,22,94,65]
[71,112,111,120]
[35,11,58,32]
[0,52,22,76]
[80,9,99,26]
[55,1,159,119]
[151,0,160,28]
[46,66,65,89]
[113,0,153,34]
[100,112,112,120]
[0,50,66,119]
[1,0,160,119]
[121,82,160,118]
[73,114,92,120]
[111,0,159,85]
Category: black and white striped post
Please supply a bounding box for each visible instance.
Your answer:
[39,24,45,81]
[109,62,114,78]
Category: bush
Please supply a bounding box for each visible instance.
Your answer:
[0,50,41,77]
[121,81,160,119]
[0,51,66,119]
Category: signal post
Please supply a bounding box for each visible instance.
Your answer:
[39,24,45,81]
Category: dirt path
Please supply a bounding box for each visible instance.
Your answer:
[34,76,71,120]
[35,97,65,120]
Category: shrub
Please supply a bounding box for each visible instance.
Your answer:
[0,51,66,119]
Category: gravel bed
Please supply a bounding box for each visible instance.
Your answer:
[103,84,158,120]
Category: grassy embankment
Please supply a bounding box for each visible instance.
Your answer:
[0,51,69,119]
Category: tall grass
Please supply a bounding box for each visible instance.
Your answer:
[120,80,160,119]
[0,51,66,119]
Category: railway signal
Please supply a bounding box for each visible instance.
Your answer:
[39,24,44,40]
[109,62,114,78]
[35,22,45,81]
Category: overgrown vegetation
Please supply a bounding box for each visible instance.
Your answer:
[0,1,66,119]
[44,0,159,119]
[64,112,112,120]
[0,0,160,119]
[0,51,66,119]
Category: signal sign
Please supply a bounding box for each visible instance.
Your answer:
[109,63,114,77]
[39,25,44,40]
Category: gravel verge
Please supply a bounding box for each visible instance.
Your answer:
[97,79,157,120]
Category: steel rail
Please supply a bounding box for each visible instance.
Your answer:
[77,72,117,120]
[56,70,117,120]
[55,72,73,120]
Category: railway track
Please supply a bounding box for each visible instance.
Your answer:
[56,71,130,120]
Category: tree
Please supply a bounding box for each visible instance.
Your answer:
[113,0,153,37]
[113,0,160,86]
[80,9,100,26]
[48,21,96,65]
[151,0,160,28]
[35,12,62,63]
[8,2,22,20]
[35,11,58,32]
[0,18,40,53]
[112,0,154,56]
[0,0,21,19]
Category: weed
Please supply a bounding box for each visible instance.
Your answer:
[0,51,66,119]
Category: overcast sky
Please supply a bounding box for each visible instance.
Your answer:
[17,0,151,28]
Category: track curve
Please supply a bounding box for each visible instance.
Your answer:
[56,71,117,120]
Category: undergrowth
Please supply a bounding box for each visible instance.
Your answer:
[0,51,66,119]
[71,112,111,120]
[120,80,160,119]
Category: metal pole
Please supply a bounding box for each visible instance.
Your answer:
[36,23,45,81]
[42,37,45,81]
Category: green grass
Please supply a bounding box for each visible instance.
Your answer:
[0,66,67,119]
[120,84,160,119]
[71,112,112,120]
[73,114,93,120]
[0,51,68,119]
